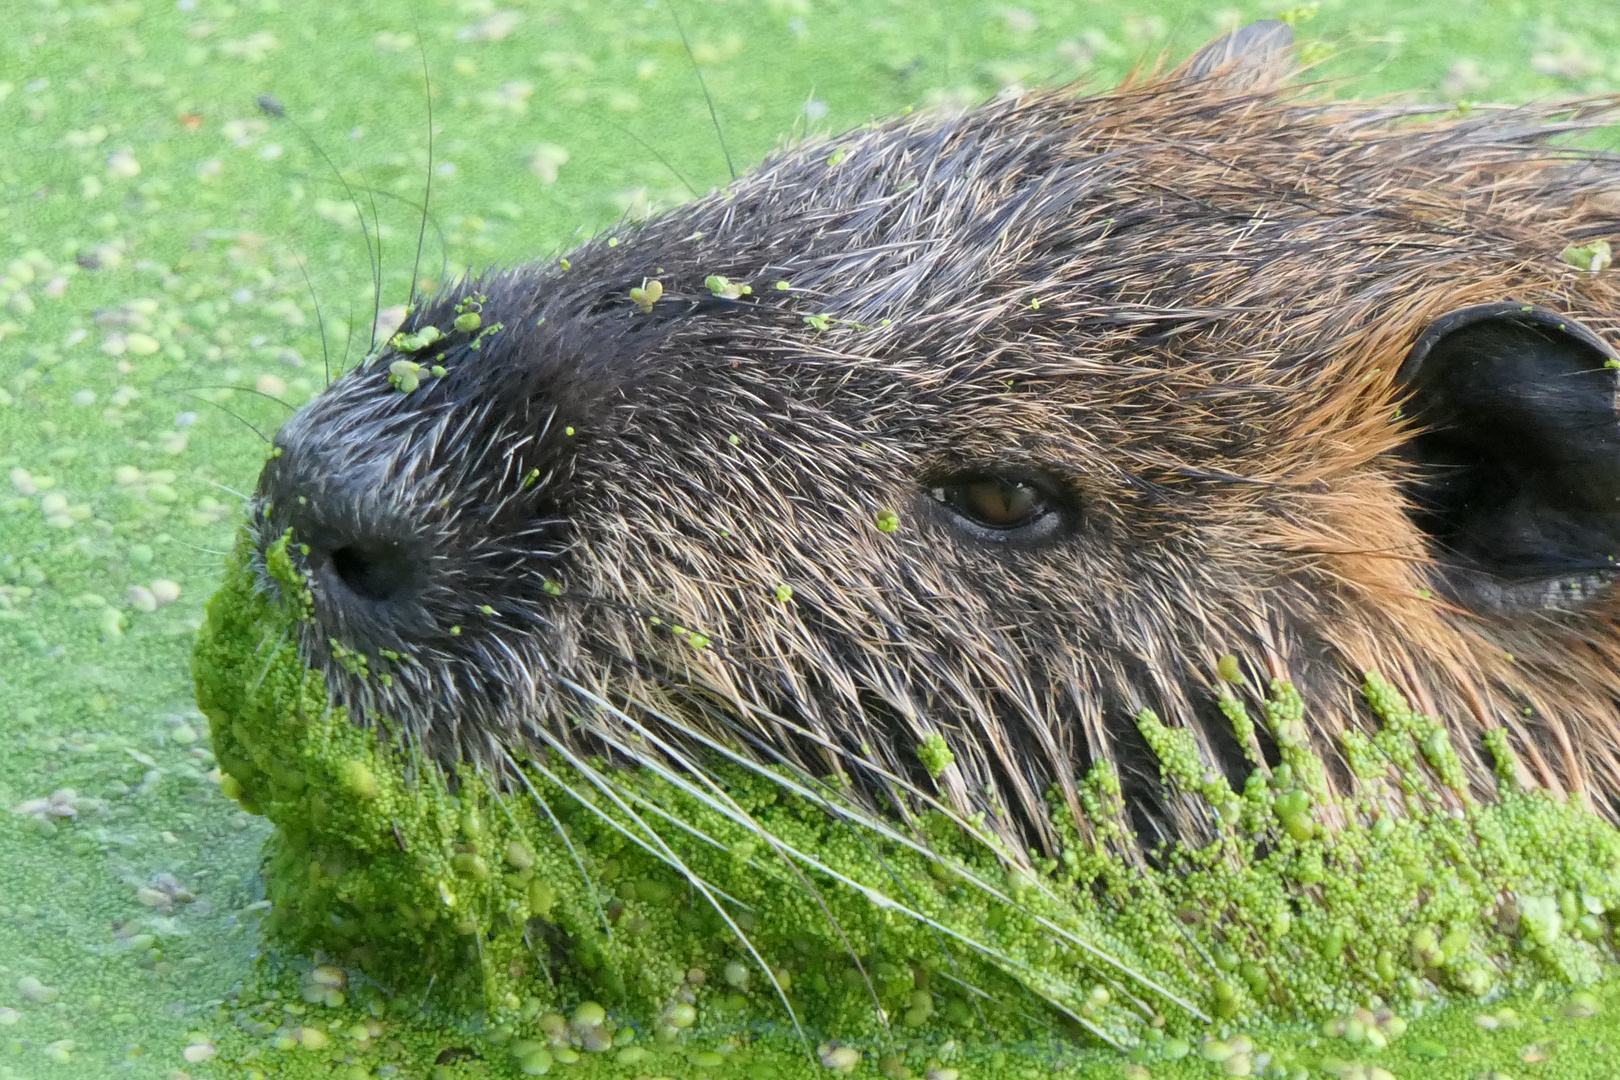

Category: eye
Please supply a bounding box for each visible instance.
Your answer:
[933,479,1042,528]
[927,474,1066,542]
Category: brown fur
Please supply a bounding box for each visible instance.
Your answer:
[258,52,1620,866]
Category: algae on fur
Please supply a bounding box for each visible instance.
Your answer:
[195,526,1620,1073]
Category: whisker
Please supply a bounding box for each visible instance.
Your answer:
[290,254,331,390]
[602,116,702,199]
[166,390,268,443]
[557,678,1133,1044]
[932,968,1065,1036]
[660,672,1200,1011]
[340,300,356,378]
[166,385,297,412]
[571,700,897,1042]
[568,673,1203,1025]
[248,629,291,694]
[257,94,384,351]
[520,748,753,910]
[519,731,814,1057]
[409,15,435,317]
[494,751,613,938]
[664,0,735,181]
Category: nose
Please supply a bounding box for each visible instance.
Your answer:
[255,434,442,648]
[271,497,428,612]
[322,538,417,603]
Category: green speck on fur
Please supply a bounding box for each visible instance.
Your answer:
[263,529,314,623]
[917,733,955,780]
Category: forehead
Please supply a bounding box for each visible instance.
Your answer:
[563,92,1547,346]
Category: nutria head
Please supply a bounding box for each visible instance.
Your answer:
[253,22,1620,860]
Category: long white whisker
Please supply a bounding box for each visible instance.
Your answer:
[572,700,899,1041]
[519,730,814,1057]
[557,678,1131,1045]
[568,676,1203,1024]
[494,751,614,937]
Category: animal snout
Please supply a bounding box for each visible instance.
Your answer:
[254,434,449,648]
[271,497,429,610]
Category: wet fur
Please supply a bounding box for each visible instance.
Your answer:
[258,68,1620,865]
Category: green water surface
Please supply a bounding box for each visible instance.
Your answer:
[4,1,1620,1077]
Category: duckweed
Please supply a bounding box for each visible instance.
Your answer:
[1562,240,1612,275]
[191,526,1620,1078]
[917,733,955,780]
[704,275,751,299]
[630,279,664,312]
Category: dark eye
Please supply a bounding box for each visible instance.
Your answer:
[934,479,1041,528]
[928,474,1065,542]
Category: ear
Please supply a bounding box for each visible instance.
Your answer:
[1397,302,1620,612]
[1182,20,1293,89]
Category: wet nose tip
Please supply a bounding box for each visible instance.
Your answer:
[324,539,416,603]
[262,431,427,611]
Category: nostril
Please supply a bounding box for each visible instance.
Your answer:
[329,542,415,602]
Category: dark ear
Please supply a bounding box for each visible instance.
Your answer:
[1183,20,1293,88]
[1398,302,1620,611]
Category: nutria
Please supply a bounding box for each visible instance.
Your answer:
[249,20,1620,867]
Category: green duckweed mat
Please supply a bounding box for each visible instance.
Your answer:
[192,524,1620,1080]
[5,2,1620,1079]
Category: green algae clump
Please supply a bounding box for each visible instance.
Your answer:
[195,528,1620,1076]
